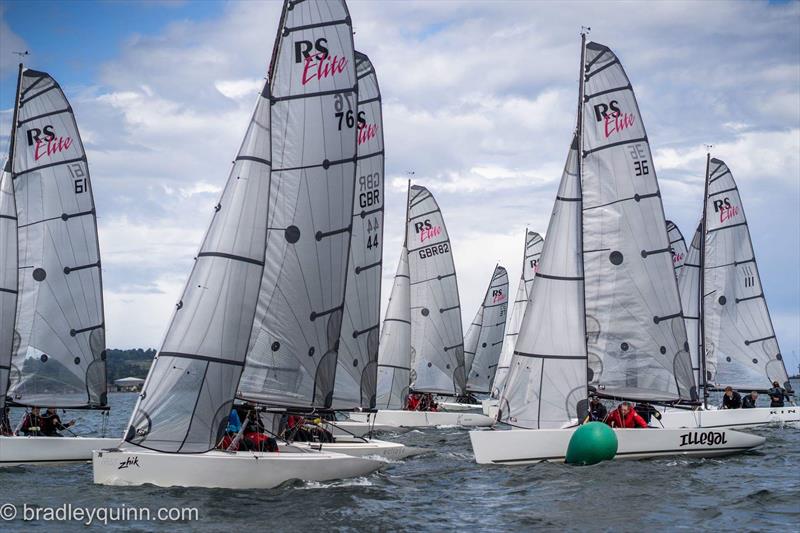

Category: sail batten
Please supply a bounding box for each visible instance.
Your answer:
[701,158,791,391]
[7,67,107,409]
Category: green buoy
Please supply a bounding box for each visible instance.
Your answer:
[565,422,618,465]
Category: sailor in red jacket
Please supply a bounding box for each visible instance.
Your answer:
[605,402,648,428]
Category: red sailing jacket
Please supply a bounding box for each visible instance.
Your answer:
[605,407,648,428]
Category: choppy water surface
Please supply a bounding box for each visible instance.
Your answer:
[1,391,799,531]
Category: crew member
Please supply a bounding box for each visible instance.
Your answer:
[768,381,791,407]
[605,402,648,428]
[587,395,607,422]
[41,408,75,436]
[19,407,44,436]
[742,391,759,409]
[721,386,742,409]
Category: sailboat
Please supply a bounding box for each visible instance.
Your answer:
[658,157,798,429]
[470,37,764,464]
[482,230,543,417]
[351,183,493,428]
[0,65,118,467]
[93,0,385,489]
[440,264,508,412]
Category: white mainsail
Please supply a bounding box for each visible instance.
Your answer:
[238,0,357,409]
[499,136,586,428]
[407,185,466,396]
[7,67,106,408]
[702,158,791,391]
[666,220,688,278]
[491,230,543,398]
[581,42,695,402]
[375,247,412,410]
[466,265,508,394]
[0,161,17,410]
[332,51,384,410]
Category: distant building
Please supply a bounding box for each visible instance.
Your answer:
[114,377,145,392]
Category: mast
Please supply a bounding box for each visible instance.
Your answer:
[8,63,23,175]
[699,151,711,408]
[576,30,589,399]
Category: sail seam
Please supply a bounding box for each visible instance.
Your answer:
[196,251,265,267]
[13,156,87,178]
[159,351,246,367]
[272,87,355,103]
[707,221,747,233]
[583,136,648,156]
[410,272,455,285]
[17,107,71,127]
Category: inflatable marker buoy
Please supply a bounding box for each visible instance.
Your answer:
[565,422,618,465]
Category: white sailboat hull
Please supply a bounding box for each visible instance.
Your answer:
[657,406,800,430]
[469,426,765,465]
[349,409,493,428]
[92,448,385,489]
[279,438,425,460]
[0,436,119,467]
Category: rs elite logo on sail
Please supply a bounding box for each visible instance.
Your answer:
[712,197,740,224]
[492,289,505,304]
[593,100,635,139]
[414,219,448,259]
[295,38,348,85]
[26,125,73,161]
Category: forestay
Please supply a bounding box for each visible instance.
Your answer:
[0,163,16,410]
[581,42,695,403]
[239,0,357,408]
[8,68,106,408]
[491,231,543,398]
[702,158,791,391]
[466,265,508,394]
[666,220,688,278]
[375,248,412,410]
[678,222,702,386]
[332,51,384,410]
[499,137,587,428]
[125,78,272,453]
[407,185,466,396]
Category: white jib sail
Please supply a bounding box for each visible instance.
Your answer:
[407,185,466,396]
[499,136,587,428]
[375,247,412,410]
[702,158,791,391]
[581,42,695,402]
[331,51,384,410]
[491,230,543,398]
[8,67,106,408]
[466,265,508,394]
[678,222,703,388]
[0,161,17,410]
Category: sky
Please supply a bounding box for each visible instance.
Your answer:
[1,0,799,374]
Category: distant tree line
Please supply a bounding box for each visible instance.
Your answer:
[106,348,156,383]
